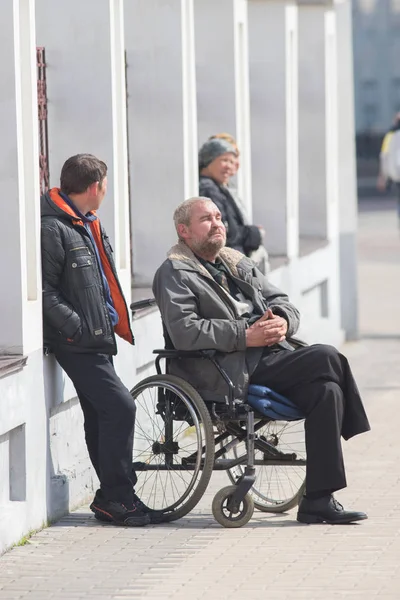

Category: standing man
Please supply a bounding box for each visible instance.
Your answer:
[41,154,150,526]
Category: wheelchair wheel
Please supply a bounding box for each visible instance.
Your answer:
[130,375,215,522]
[225,418,306,513]
[212,485,254,528]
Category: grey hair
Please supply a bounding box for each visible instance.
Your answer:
[173,197,214,239]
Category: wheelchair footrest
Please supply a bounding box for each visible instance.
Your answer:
[213,457,247,470]
[182,456,248,470]
[263,451,298,461]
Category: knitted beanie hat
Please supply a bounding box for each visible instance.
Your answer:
[198,138,237,170]
[209,132,240,156]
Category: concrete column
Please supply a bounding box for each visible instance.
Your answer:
[125,0,198,285]
[298,0,339,245]
[35,0,131,298]
[195,0,253,218]
[0,0,42,354]
[109,0,131,294]
[297,0,341,339]
[336,0,359,339]
[0,0,47,550]
[248,0,299,258]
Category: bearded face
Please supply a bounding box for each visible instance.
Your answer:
[189,227,226,256]
[178,201,227,259]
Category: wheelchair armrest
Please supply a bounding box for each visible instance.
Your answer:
[153,348,235,411]
[153,349,217,359]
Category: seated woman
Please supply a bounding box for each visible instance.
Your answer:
[199,137,267,270]
[210,132,271,274]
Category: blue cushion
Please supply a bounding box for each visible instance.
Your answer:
[247,384,304,421]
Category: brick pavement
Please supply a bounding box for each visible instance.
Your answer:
[0,198,399,600]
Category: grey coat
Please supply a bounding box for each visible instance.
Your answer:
[152,243,300,404]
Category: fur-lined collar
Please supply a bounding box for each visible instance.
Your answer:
[167,241,245,278]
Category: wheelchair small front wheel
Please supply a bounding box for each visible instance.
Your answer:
[212,485,254,528]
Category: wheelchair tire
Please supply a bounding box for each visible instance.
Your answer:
[225,418,306,513]
[212,485,254,528]
[130,374,215,522]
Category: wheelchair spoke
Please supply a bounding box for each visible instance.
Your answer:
[137,458,159,499]
[141,389,165,439]
[131,376,214,517]
[133,441,155,460]
[224,418,306,512]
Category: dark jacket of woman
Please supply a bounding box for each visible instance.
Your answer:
[199,176,261,255]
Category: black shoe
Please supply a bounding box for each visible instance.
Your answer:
[91,490,112,523]
[297,495,368,525]
[132,493,166,524]
[91,489,165,525]
[90,492,150,527]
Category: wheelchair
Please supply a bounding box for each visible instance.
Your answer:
[130,299,307,528]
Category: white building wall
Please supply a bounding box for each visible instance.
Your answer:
[298,2,329,240]
[0,0,47,553]
[0,0,24,355]
[35,0,116,248]
[0,351,47,552]
[248,0,299,258]
[125,0,198,286]
[195,0,253,216]
[0,0,42,355]
[0,0,356,553]
[337,0,359,339]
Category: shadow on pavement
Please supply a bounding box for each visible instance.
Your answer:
[54,509,322,530]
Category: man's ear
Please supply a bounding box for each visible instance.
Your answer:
[88,181,99,196]
[177,223,189,240]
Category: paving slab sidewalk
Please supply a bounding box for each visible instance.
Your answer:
[1,198,399,600]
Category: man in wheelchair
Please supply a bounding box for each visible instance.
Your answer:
[152,197,371,525]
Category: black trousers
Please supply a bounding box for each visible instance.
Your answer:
[250,344,371,494]
[54,350,136,505]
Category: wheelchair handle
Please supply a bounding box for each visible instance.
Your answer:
[153,348,217,359]
[130,298,157,312]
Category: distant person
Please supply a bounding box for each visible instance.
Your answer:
[209,132,240,178]
[377,112,400,224]
[208,132,247,216]
[199,137,269,273]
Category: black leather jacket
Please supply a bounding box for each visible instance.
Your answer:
[41,191,134,354]
[199,176,261,255]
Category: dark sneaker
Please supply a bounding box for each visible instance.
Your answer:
[297,495,368,525]
[90,493,150,527]
[91,490,112,523]
[132,493,166,525]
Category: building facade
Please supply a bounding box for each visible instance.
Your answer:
[352,0,400,186]
[353,0,400,135]
[0,0,357,553]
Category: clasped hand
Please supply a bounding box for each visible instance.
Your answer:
[245,308,288,347]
